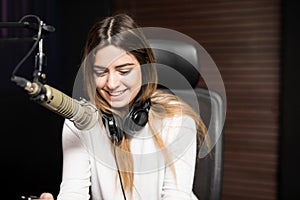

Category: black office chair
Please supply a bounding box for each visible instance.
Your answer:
[148,38,225,200]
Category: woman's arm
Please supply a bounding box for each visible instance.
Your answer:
[56,120,92,200]
[161,116,198,200]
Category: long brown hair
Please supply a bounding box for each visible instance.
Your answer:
[81,13,209,195]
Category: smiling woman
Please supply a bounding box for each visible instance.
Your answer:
[93,45,142,108]
[39,13,210,200]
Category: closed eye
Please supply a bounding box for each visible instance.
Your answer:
[93,69,107,77]
[93,65,107,77]
[93,63,135,77]
[118,69,132,75]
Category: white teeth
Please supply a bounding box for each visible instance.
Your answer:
[109,90,125,96]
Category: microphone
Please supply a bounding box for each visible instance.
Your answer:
[12,76,98,130]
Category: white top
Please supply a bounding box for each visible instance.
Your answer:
[57,115,199,200]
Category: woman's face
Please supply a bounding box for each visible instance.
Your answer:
[93,45,142,108]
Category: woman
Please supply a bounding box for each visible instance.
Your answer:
[39,13,209,200]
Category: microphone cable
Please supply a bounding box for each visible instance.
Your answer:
[113,137,127,200]
[11,15,42,79]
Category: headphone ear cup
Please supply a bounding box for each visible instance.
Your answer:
[123,99,150,135]
[123,111,147,135]
[131,109,149,126]
[103,113,124,143]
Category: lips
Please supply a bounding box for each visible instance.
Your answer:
[107,89,127,97]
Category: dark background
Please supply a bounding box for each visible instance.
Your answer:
[279,0,300,200]
[0,0,111,198]
[0,0,299,199]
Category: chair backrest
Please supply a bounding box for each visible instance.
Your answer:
[148,38,224,200]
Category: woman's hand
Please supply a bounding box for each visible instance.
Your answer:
[38,192,54,200]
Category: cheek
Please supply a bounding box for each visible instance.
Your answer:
[124,68,142,88]
[123,76,141,89]
[94,76,106,89]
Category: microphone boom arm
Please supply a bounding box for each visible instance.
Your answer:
[8,15,98,130]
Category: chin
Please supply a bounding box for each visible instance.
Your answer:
[110,101,130,109]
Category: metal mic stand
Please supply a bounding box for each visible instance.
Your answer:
[33,21,47,84]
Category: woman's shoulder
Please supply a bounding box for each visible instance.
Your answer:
[62,118,102,135]
[161,114,196,128]
[154,114,197,149]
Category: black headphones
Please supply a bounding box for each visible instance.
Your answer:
[102,99,151,143]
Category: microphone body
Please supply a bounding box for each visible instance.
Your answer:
[13,76,98,130]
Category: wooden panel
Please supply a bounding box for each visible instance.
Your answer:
[112,0,280,199]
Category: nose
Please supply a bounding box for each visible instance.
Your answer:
[106,71,120,90]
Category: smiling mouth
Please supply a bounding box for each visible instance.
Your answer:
[107,89,127,97]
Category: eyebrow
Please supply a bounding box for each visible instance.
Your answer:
[93,63,135,70]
